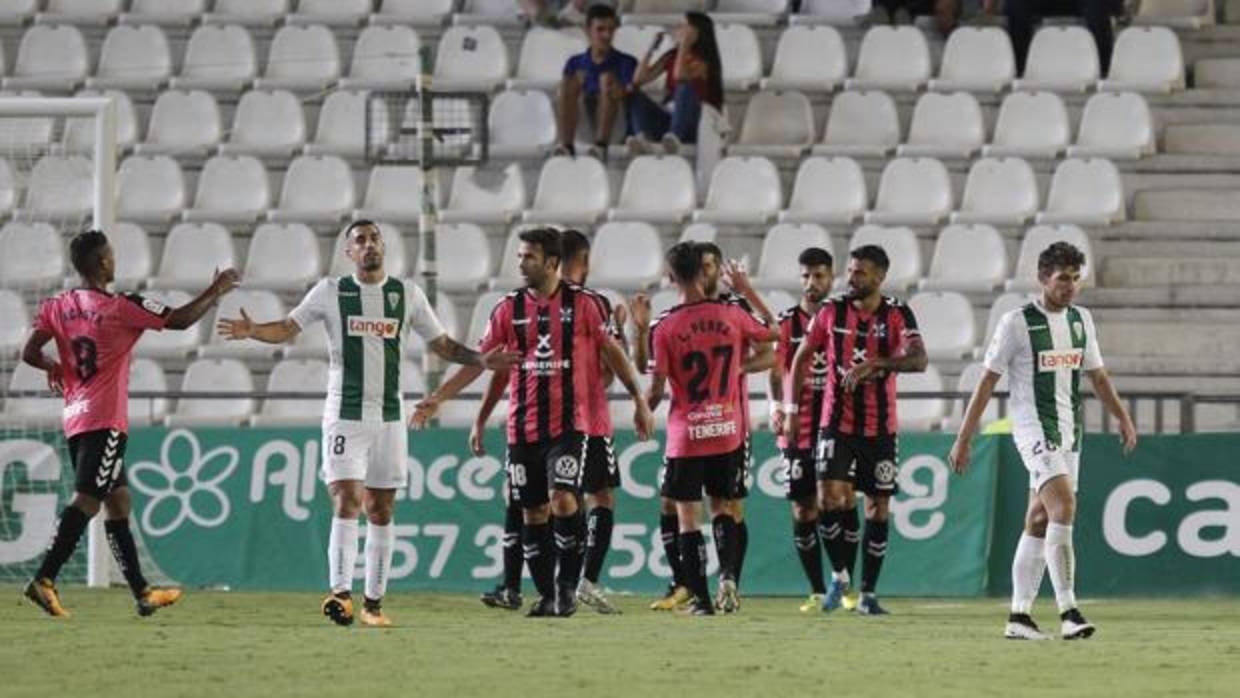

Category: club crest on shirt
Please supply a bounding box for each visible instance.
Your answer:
[1073,320,1084,341]
[387,291,400,309]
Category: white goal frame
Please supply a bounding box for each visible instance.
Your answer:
[0,96,117,587]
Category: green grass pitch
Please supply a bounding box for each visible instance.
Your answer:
[3,589,1238,698]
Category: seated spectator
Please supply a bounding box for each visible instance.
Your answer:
[626,11,723,155]
[983,0,1121,76]
[868,1,961,35]
[556,3,638,160]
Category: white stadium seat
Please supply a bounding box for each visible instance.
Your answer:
[507,28,585,91]
[136,90,222,157]
[200,290,286,359]
[466,290,507,347]
[983,292,1035,350]
[134,289,199,358]
[523,156,610,224]
[36,0,119,24]
[116,155,186,224]
[0,0,38,26]
[87,24,173,90]
[354,166,441,224]
[761,25,846,93]
[65,89,139,154]
[897,92,985,159]
[120,0,206,27]
[713,0,789,26]
[183,154,270,224]
[649,288,680,320]
[489,89,557,159]
[339,25,421,89]
[589,222,665,291]
[22,155,92,218]
[919,224,1008,293]
[304,90,374,159]
[286,0,370,26]
[753,223,834,291]
[983,91,1069,160]
[254,24,341,92]
[716,23,764,90]
[680,222,718,244]
[780,156,867,225]
[1007,225,1094,291]
[908,291,977,359]
[1012,27,1099,93]
[845,26,931,92]
[252,359,327,426]
[109,222,154,291]
[951,157,1039,226]
[942,362,1008,431]
[372,0,456,28]
[1036,159,1126,225]
[1132,0,1215,29]
[928,27,1014,93]
[865,157,953,225]
[244,223,321,291]
[128,358,168,427]
[434,25,510,92]
[203,0,288,27]
[0,222,62,290]
[0,289,29,357]
[455,0,525,27]
[791,0,872,25]
[608,155,696,224]
[847,225,922,292]
[0,158,13,217]
[150,222,236,290]
[3,362,61,426]
[170,24,257,92]
[268,155,356,223]
[327,221,408,278]
[694,156,782,225]
[429,223,494,293]
[1100,26,1185,93]
[3,24,88,91]
[731,90,816,159]
[167,358,255,427]
[813,90,900,158]
[441,164,527,225]
[896,364,945,432]
[1067,92,1156,160]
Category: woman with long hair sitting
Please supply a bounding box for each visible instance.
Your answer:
[626,11,724,154]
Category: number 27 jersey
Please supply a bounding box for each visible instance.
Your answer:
[651,299,770,458]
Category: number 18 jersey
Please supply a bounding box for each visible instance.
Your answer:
[651,299,770,458]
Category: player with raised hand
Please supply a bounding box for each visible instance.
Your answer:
[23,229,239,618]
[949,242,1137,641]
[216,220,517,628]
[412,227,653,618]
[767,247,835,613]
[788,245,927,617]
[646,242,776,616]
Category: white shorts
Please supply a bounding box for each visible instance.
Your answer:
[321,418,408,489]
[1015,438,1080,493]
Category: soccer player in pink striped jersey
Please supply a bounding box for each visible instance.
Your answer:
[22,230,239,618]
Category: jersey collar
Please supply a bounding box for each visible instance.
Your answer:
[352,273,389,288]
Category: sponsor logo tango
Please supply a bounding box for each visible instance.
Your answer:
[347,316,400,339]
[1037,348,1084,372]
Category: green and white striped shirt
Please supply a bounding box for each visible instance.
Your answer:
[983,299,1103,452]
[289,275,446,423]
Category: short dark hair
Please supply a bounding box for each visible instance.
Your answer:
[586,3,617,25]
[1037,241,1086,277]
[559,228,590,263]
[345,219,379,239]
[695,241,723,263]
[798,247,833,270]
[69,229,108,277]
[666,241,702,284]
[518,227,563,266]
[850,244,889,272]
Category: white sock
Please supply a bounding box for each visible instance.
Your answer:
[328,517,359,594]
[1010,533,1046,615]
[364,523,395,602]
[832,569,850,586]
[1044,522,1077,613]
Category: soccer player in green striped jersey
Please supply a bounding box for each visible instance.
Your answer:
[217,220,518,627]
[949,242,1137,641]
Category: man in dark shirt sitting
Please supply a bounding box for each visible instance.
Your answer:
[556,3,637,161]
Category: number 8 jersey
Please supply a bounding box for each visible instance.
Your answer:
[651,299,771,458]
[34,288,171,437]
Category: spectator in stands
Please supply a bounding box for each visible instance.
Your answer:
[626,11,724,155]
[984,0,1121,76]
[555,3,638,160]
[868,0,961,36]
[524,0,619,28]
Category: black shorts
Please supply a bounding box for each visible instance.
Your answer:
[506,432,586,507]
[782,448,817,501]
[662,447,748,502]
[580,435,621,494]
[69,428,128,499]
[815,432,900,497]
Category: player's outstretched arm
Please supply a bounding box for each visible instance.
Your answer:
[410,363,486,428]
[463,368,509,453]
[216,307,302,344]
[428,335,520,371]
[722,260,780,341]
[601,337,655,440]
[645,372,667,413]
[947,369,1002,475]
[21,329,63,395]
[1088,368,1138,454]
[786,339,820,445]
[629,293,652,374]
[166,268,240,330]
[768,359,785,435]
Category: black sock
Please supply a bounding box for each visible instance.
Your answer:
[583,507,614,584]
[861,519,890,594]
[677,530,710,604]
[36,506,91,582]
[735,520,749,587]
[817,509,847,576]
[553,515,582,591]
[659,513,682,588]
[794,520,826,595]
[842,507,861,579]
[502,501,524,593]
[522,522,555,599]
[104,519,149,598]
[711,515,738,582]
[573,508,588,582]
